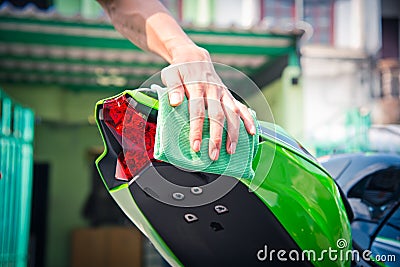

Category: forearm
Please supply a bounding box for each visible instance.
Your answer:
[98,0,255,160]
[97,0,194,63]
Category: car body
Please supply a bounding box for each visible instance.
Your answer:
[320,153,400,266]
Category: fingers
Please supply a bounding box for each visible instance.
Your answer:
[221,93,240,154]
[186,83,205,153]
[187,84,255,161]
[162,62,256,162]
[206,85,224,161]
[236,100,256,135]
[161,66,184,106]
[168,86,184,106]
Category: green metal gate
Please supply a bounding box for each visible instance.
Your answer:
[0,89,34,267]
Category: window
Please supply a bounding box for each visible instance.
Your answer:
[261,0,335,45]
[303,0,334,44]
[262,0,294,25]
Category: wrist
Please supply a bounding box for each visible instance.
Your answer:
[168,43,211,64]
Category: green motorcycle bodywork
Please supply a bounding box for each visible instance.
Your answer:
[95,90,352,267]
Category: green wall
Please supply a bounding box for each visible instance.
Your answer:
[280,66,303,140]
[2,84,118,267]
[35,123,102,267]
[253,65,304,142]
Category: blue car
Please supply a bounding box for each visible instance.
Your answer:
[321,153,400,266]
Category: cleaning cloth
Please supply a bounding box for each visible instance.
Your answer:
[152,85,259,179]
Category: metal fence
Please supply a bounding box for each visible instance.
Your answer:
[0,89,34,267]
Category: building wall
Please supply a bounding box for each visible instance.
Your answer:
[334,0,381,53]
[300,0,384,154]
[249,65,303,142]
[301,55,373,151]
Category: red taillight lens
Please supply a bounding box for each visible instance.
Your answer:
[103,94,128,137]
[145,121,157,160]
[103,94,157,182]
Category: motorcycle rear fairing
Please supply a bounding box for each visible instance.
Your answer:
[95,89,352,267]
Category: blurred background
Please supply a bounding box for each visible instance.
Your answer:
[0,0,399,267]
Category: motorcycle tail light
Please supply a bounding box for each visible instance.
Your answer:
[103,94,157,182]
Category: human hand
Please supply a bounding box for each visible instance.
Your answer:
[161,44,256,161]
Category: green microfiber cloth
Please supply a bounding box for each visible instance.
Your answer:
[152,85,259,179]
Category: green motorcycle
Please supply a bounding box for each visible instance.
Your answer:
[94,88,352,267]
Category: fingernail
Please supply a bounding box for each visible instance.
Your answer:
[193,140,201,152]
[211,149,219,161]
[169,92,181,106]
[230,142,237,154]
[250,125,256,135]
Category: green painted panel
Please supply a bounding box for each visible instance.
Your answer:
[0,16,300,39]
[0,30,140,50]
[0,54,168,69]
[200,44,294,56]
[0,14,300,90]
[246,141,351,267]
[0,89,34,267]
[0,16,114,30]
[0,68,152,80]
[0,29,294,56]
